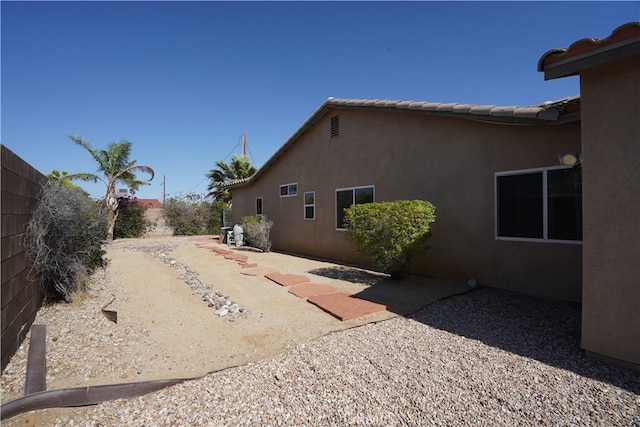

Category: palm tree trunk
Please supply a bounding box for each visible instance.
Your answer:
[105,189,119,242]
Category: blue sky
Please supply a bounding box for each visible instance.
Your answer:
[2,1,638,200]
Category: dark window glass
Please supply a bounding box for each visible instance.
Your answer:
[289,183,297,196]
[336,190,354,229]
[304,192,314,205]
[280,185,288,196]
[256,198,263,215]
[548,167,582,240]
[355,187,374,204]
[336,186,374,229]
[497,172,543,238]
[305,206,315,220]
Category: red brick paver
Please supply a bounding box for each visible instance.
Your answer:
[265,272,311,287]
[210,247,233,255]
[288,283,338,298]
[307,293,387,321]
[223,253,249,263]
[241,267,279,277]
[239,262,258,268]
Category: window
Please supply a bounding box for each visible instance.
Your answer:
[280,183,298,197]
[330,115,339,138]
[496,166,582,242]
[256,197,263,216]
[336,186,374,229]
[304,192,315,220]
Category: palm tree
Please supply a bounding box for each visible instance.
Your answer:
[66,135,154,241]
[206,154,256,204]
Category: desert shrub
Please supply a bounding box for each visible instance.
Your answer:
[241,215,273,252]
[25,181,108,302]
[113,198,149,238]
[343,199,436,279]
[164,196,226,236]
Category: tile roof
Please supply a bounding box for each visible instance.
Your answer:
[228,95,580,188]
[538,22,640,80]
[323,97,578,121]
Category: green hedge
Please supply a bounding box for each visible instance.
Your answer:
[344,199,436,279]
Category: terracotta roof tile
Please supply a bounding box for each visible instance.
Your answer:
[538,22,640,79]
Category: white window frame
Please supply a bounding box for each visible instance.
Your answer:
[495,165,582,245]
[279,182,298,197]
[256,197,263,216]
[335,185,375,230]
[304,191,315,220]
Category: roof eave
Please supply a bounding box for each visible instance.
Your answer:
[541,38,640,80]
[538,22,640,80]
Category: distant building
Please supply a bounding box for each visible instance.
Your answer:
[131,198,162,208]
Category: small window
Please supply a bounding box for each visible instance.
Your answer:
[304,192,315,220]
[256,197,263,216]
[336,185,374,229]
[280,183,298,197]
[330,115,339,138]
[496,166,582,242]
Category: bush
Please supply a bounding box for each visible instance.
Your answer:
[163,196,226,236]
[114,198,149,238]
[343,200,436,279]
[25,181,108,302]
[241,215,273,252]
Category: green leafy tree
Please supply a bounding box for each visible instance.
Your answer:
[206,154,256,204]
[114,198,149,238]
[163,196,226,236]
[46,169,86,193]
[66,135,154,241]
[343,200,436,279]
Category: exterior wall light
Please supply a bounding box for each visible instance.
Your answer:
[558,152,582,166]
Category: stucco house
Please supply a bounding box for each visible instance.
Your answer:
[230,22,638,369]
[538,22,639,369]
[229,96,583,301]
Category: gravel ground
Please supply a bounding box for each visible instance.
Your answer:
[5,285,638,425]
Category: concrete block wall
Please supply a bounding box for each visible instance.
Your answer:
[1,145,46,372]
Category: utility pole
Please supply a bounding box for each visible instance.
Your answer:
[242,132,247,156]
[162,175,166,206]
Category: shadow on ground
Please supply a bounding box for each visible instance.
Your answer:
[308,266,470,316]
[408,287,640,394]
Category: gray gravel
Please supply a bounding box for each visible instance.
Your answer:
[48,288,640,426]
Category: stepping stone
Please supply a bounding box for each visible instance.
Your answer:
[211,247,233,255]
[223,253,249,262]
[195,243,218,249]
[307,293,387,321]
[288,283,338,298]
[265,272,310,287]
[241,267,279,276]
[239,262,258,268]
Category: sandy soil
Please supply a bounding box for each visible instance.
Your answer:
[101,236,392,382]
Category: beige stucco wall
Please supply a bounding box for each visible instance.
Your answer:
[580,54,640,368]
[232,108,582,300]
